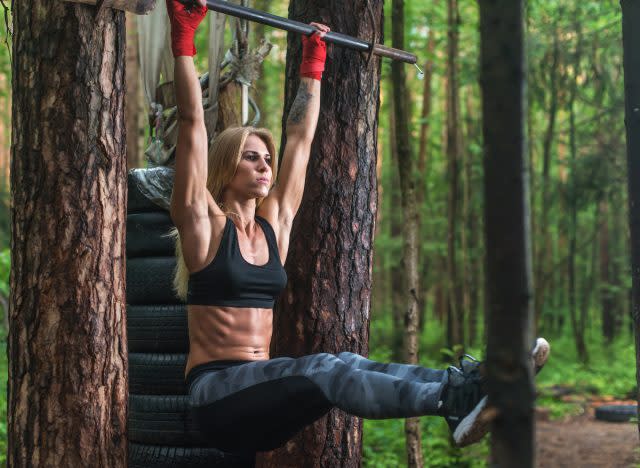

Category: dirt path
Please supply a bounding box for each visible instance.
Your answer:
[536,406,639,468]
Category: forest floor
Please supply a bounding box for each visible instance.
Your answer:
[536,400,639,468]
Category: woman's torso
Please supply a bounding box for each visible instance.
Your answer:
[181,206,287,377]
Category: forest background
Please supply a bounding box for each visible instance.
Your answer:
[0,0,636,466]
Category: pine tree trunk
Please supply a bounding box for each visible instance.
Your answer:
[479,1,535,465]
[391,0,423,465]
[567,19,588,362]
[257,2,382,466]
[388,84,406,362]
[621,0,640,439]
[9,2,128,467]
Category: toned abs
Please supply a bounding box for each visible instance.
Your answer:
[185,304,273,376]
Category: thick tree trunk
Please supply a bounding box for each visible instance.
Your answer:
[9,2,128,467]
[391,0,423,465]
[479,1,535,466]
[446,0,463,348]
[257,1,382,466]
[621,0,640,439]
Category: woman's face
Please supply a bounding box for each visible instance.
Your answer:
[226,134,273,201]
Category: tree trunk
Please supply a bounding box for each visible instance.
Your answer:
[446,0,463,348]
[388,84,406,362]
[417,12,436,332]
[256,1,382,466]
[479,1,535,466]
[9,2,128,467]
[600,199,616,342]
[391,0,423,465]
[567,18,588,362]
[463,89,480,346]
[621,0,640,439]
[126,11,144,169]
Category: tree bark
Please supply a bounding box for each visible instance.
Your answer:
[256,1,382,466]
[391,0,423,465]
[479,0,535,466]
[9,2,128,467]
[566,18,588,362]
[621,0,640,439]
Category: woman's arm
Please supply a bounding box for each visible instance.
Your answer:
[167,1,224,269]
[259,25,329,239]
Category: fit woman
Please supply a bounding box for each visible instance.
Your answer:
[166,0,550,453]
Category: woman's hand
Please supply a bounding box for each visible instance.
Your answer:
[300,23,331,81]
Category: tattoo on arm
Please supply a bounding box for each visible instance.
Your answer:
[287,81,313,125]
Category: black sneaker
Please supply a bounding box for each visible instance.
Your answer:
[440,337,551,447]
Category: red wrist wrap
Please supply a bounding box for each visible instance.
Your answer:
[300,33,327,81]
[166,0,207,57]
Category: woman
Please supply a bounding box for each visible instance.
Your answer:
[166,0,550,453]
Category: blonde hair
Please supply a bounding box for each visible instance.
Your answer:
[169,126,279,301]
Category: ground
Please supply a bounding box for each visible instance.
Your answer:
[536,402,639,468]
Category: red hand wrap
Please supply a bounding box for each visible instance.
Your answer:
[166,0,207,57]
[300,33,327,81]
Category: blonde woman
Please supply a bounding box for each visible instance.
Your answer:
[166,0,550,453]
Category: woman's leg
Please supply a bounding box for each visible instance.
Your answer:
[191,353,447,420]
[336,351,445,383]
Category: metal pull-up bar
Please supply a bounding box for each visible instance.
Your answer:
[200,0,418,65]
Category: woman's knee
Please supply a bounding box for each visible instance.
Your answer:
[337,351,360,363]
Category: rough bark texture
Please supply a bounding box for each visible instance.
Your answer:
[391,0,423,465]
[621,0,640,439]
[479,1,535,466]
[256,1,382,466]
[9,2,128,467]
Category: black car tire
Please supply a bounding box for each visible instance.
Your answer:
[129,353,188,395]
[595,404,637,423]
[127,212,176,258]
[127,304,189,353]
[129,394,204,447]
[127,257,181,305]
[128,443,255,468]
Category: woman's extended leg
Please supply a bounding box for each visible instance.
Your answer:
[336,351,446,383]
[191,353,448,421]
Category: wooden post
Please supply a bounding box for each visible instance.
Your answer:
[478,0,535,465]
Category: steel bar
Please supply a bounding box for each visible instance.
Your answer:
[203,0,417,64]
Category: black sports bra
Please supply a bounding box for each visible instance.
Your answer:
[187,215,288,308]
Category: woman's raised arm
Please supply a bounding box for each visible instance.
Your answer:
[259,24,329,233]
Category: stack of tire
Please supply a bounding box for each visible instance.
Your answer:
[126,171,255,467]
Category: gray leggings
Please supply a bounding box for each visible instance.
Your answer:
[188,352,448,452]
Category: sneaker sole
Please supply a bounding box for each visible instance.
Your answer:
[453,337,551,447]
[453,395,489,447]
[532,337,550,374]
